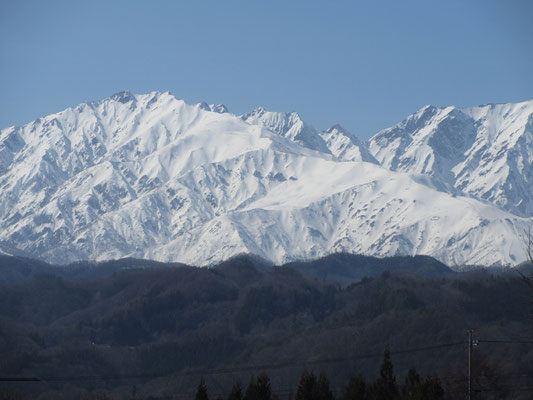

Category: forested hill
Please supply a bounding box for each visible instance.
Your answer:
[0,252,455,285]
[0,254,532,399]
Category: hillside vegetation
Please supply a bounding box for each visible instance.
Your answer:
[0,254,532,399]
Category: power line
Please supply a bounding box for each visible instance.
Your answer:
[0,340,466,383]
[478,339,533,344]
[4,337,531,398]
[0,377,39,382]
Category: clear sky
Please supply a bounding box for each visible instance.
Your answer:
[1,0,532,139]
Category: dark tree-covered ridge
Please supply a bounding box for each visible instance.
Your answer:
[0,253,531,398]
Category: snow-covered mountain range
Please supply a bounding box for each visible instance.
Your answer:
[0,91,531,266]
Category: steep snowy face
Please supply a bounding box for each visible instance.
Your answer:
[319,124,378,163]
[241,107,330,154]
[368,105,477,179]
[209,104,229,114]
[195,102,229,114]
[0,91,287,263]
[369,101,533,217]
[457,102,533,217]
[0,92,531,267]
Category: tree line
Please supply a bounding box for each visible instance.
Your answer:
[194,347,443,400]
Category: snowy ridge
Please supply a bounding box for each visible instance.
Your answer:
[0,91,531,267]
[319,124,378,163]
[196,102,229,114]
[368,101,533,217]
[241,107,331,154]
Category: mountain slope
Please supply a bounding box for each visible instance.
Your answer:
[0,92,531,266]
[319,124,378,163]
[241,107,331,154]
[368,101,533,217]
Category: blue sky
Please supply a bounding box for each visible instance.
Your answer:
[1,0,532,138]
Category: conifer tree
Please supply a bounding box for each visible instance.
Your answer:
[317,372,334,400]
[228,380,243,400]
[255,373,272,400]
[243,374,271,400]
[195,377,209,400]
[371,345,399,400]
[421,375,444,400]
[344,375,367,400]
[402,367,422,400]
[295,370,317,400]
[295,370,333,400]
[243,376,257,400]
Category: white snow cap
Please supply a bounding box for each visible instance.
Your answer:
[0,91,531,267]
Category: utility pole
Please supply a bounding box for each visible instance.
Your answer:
[468,329,474,400]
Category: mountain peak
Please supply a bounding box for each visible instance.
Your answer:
[242,107,302,121]
[327,123,345,131]
[0,93,530,267]
[196,101,211,111]
[242,106,268,119]
[110,91,136,104]
[195,102,229,114]
[325,124,357,139]
[369,99,533,217]
[319,124,377,163]
[241,107,329,153]
[209,104,228,114]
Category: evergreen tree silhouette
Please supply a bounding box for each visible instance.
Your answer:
[244,374,271,400]
[344,375,367,400]
[255,373,272,400]
[228,380,243,400]
[421,375,444,400]
[401,368,444,400]
[317,372,334,400]
[402,367,422,400]
[371,345,399,400]
[295,370,333,400]
[243,376,257,400]
[295,370,317,400]
[195,377,209,400]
